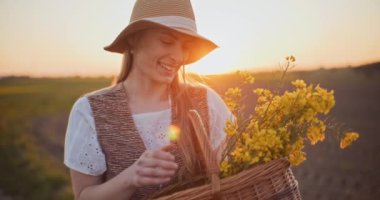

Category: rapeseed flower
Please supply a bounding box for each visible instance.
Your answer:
[220,57,359,177]
[340,132,359,149]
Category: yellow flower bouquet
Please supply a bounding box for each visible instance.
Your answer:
[220,56,359,178]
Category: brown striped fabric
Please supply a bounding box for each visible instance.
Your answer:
[87,83,209,199]
[130,0,195,22]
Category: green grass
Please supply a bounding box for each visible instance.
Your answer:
[0,77,111,200]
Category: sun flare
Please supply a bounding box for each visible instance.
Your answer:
[187,64,236,75]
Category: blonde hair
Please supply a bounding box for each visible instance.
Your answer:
[114,42,206,180]
[114,51,133,84]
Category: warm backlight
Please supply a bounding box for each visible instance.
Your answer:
[168,125,181,143]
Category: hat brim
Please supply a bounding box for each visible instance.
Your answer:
[103,20,218,65]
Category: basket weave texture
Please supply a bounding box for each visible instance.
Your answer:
[153,110,302,200]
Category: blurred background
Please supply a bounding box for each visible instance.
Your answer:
[1,0,379,199]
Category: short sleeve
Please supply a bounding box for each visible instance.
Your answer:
[64,96,106,176]
[206,86,234,150]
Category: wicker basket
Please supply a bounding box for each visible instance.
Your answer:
[153,110,302,200]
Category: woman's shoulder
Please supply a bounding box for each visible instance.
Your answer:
[68,96,97,133]
[84,83,121,98]
[184,83,227,111]
[70,84,121,118]
[183,82,218,95]
[70,96,93,118]
[193,84,224,105]
[203,85,223,100]
[72,83,118,114]
[205,86,228,110]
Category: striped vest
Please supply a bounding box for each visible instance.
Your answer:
[87,83,209,199]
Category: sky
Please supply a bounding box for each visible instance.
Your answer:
[1,0,380,77]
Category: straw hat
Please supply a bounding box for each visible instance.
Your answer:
[104,0,218,65]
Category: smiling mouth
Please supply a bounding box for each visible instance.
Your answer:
[159,62,176,73]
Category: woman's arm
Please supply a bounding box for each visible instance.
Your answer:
[71,147,178,200]
[70,169,132,200]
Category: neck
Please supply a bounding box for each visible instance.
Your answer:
[122,74,170,104]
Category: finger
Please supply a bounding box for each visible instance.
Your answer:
[137,167,176,177]
[139,158,178,170]
[144,150,174,160]
[150,150,175,161]
[160,144,175,152]
[137,176,171,186]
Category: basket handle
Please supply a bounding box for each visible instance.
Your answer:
[188,109,221,197]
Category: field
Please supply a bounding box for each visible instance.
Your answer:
[0,64,379,199]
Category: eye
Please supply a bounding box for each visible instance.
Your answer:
[160,37,174,45]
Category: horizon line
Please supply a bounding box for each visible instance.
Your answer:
[1,61,379,79]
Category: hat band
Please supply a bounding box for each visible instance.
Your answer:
[140,16,197,32]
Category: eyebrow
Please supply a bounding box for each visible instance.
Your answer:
[159,30,178,40]
[159,30,194,43]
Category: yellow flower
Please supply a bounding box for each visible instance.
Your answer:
[286,55,296,62]
[253,88,264,95]
[340,132,359,149]
[287,139,306,166]
[292,79,306,88]
[306,122,326,145]
[253,88,273,104]
[300,108,315,123]
[288,150,306,166]
[225,101,238,113]
[224,119,238,137]
[220,160,231,175]
[225,87,242,98]
[310,85,335,114]
[224,87,242,113]
[231,147,244,162]
[220,72,358,176]
[237,71,255,84]
[249,156,260,165]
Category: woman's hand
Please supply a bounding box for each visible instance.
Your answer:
[126,145,178,188]
[70,145,177,200]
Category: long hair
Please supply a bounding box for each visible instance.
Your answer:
[170,68,206,180]
[114,39,205,180]
[114,51,133,84]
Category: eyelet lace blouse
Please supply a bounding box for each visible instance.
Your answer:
[64,87,233,176]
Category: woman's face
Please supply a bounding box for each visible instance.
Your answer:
[131,28,193,84]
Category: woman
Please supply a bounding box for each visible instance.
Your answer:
[64,0,232,199]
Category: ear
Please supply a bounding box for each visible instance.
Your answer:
[126,35,135,49]
[126,32,141,50]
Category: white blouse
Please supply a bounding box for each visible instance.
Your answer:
[64,87,233,176]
